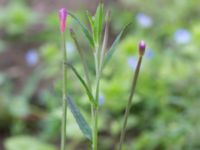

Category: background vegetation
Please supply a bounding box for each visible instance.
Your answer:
[0,0,200,149]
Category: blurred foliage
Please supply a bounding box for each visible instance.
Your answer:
[5,136,55,150]
[0,0,200,150]
[0,1,37,36]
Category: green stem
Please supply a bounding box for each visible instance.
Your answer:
[93,106,98,150]
[118,56,143,150]
[61,32,67,150]
[92,51,100,150]
[93,76,100,150]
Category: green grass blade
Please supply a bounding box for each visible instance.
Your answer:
[102,23,131,68]
[69,11,94,47]
[67,96,92,140]
[67,63,97,106]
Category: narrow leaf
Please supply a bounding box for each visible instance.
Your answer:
[102,23,131,68]
[86,11,94,30]
[101,10,110,57]
[67,63,97,106]
[70,28,92,89]
[99,10,110,71]
[67,96,92,140]
[93,4,104,44]
[70,28,86,62]
[69,11,94,47]
[98,4,104,43]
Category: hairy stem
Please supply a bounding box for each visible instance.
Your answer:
[61,32,67,150]
[118,56,143,150]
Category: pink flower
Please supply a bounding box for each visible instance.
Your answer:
[59,8,68,33]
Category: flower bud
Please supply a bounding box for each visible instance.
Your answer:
[59,8,68,33]
[138,40,146,56]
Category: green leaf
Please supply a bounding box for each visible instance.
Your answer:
[70,29,92,89]
[93,4,104,44]
[102,23,131,68]
[67,96,92,140]
[69,12,94,47]
[86,11,94,30]
[98,4,104,42]
[67,63,97,106]
[70,28,85,60]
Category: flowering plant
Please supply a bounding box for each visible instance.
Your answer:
[58,3,146,150]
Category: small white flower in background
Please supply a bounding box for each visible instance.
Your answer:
[136,13,153,28]
[127,56,137,70]
[98,94,105,106]
[25,49,39,66]
[66,42,75,56]
[174,28,191,44]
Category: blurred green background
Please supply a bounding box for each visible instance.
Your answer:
[0,0,200,150]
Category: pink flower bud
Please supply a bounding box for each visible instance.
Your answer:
[138,40,146,56]
[59,8,68,33]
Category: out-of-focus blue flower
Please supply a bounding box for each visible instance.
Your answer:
[136,13,153,28]
[174,28,191,44]
[25,49,39,66]
[145,48,154,59]
[98,94,105,106]
[66,42,75,56]
[127,56,137,70]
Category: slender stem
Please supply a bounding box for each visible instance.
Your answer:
[93,106,98,150]
[118,56,143,150]
[92,15,110,148]
[91,104,95,147]
[93,75,100,150]
[92,20,109,149]
[61,32,67,150]
[92,51,100,150]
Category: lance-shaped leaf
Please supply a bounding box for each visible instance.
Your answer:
[99,10,110,73]
[67,63,97,106]
[93,4,104,44]
[67,96,92,140]
[69,11,94,48]
[86,11,94,30]
[70,28,92,89]
[102,23,131,68]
